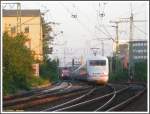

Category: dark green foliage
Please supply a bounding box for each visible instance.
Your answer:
[3,32,34,95]
[41,17,54,60]
[39,18,59,83]
[40,59,59,82]
[109,57,147,82]
[109,58,129,82]
[109,69,128,82]
[134,60,147,81]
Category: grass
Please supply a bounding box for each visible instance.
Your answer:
[28,76,50,88]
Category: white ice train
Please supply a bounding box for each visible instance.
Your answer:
[72,54,109,85]
[86,55,109,84]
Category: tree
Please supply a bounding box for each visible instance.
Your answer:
[39,17,59,82]
[39,59,59,82]
[3,32,34,95]
[134,60,147,81]
[41,17,54,60]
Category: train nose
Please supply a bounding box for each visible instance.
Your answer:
[87,73,108,85]
[97,74,109,84]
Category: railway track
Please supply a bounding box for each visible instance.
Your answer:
[42,84,115,112]
[3,82,146,112]
[101,83,146,111]
[3,81,62,101]
[3,82,70,107]
[43,83,145,112]
[3,81,92,111]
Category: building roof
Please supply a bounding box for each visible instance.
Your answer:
[3,9,41,17]
[129,40,147,43]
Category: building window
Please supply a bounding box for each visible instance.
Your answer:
[144,43,147,46]
[25,26,29,33]
[135,43,137,46]
[138,43,141,46]
[144,56,147,59]
[139,43,141,46]
[134,56,137,59]
[138,50,143,53]
[141,43,143,46]
[11,26,16,33]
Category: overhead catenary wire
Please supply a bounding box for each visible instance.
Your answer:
[59,2,98,38]
[96,14,112,38]
[133,23,147,35]
[131,2,147,16]
[95,26,112,39]
[73,3,95,27]
[96,3,113,39]
[75,2,113,39]
[113,2,147,21]
[60,2,114,40]
[103,25,113,38]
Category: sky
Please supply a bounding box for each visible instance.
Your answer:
[1,1,149,66]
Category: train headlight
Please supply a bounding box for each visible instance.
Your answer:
[103,71,107,75]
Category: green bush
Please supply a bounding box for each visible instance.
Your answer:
[3,32,34,95]
[109,57,128,82]
[109,69,128,82]
[40,59,59,82]
[134,61,147,81]
[109,60,147,82]
[28,76,49,87]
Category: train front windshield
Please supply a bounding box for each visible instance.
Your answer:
[89,60,106,66]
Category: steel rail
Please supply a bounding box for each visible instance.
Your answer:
[3,81,62,101]
[53,86,129,112]
[42,86,96,111]
[106,85,146,111]
[95,83,146,112]
[4,83,93,110]
[4,82,71,107]
[94,85,116,111]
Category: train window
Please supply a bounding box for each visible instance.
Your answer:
[89,60,106,66]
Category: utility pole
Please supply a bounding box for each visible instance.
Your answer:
[90,48,100,56]
[93,37,115,57]
[128,4,134,80]
[16,3,21,34]
[63,41,67,67]
[110,10,146,74]
[110,22,119,72]
[64,48,66,67]
[101,40,104,56]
